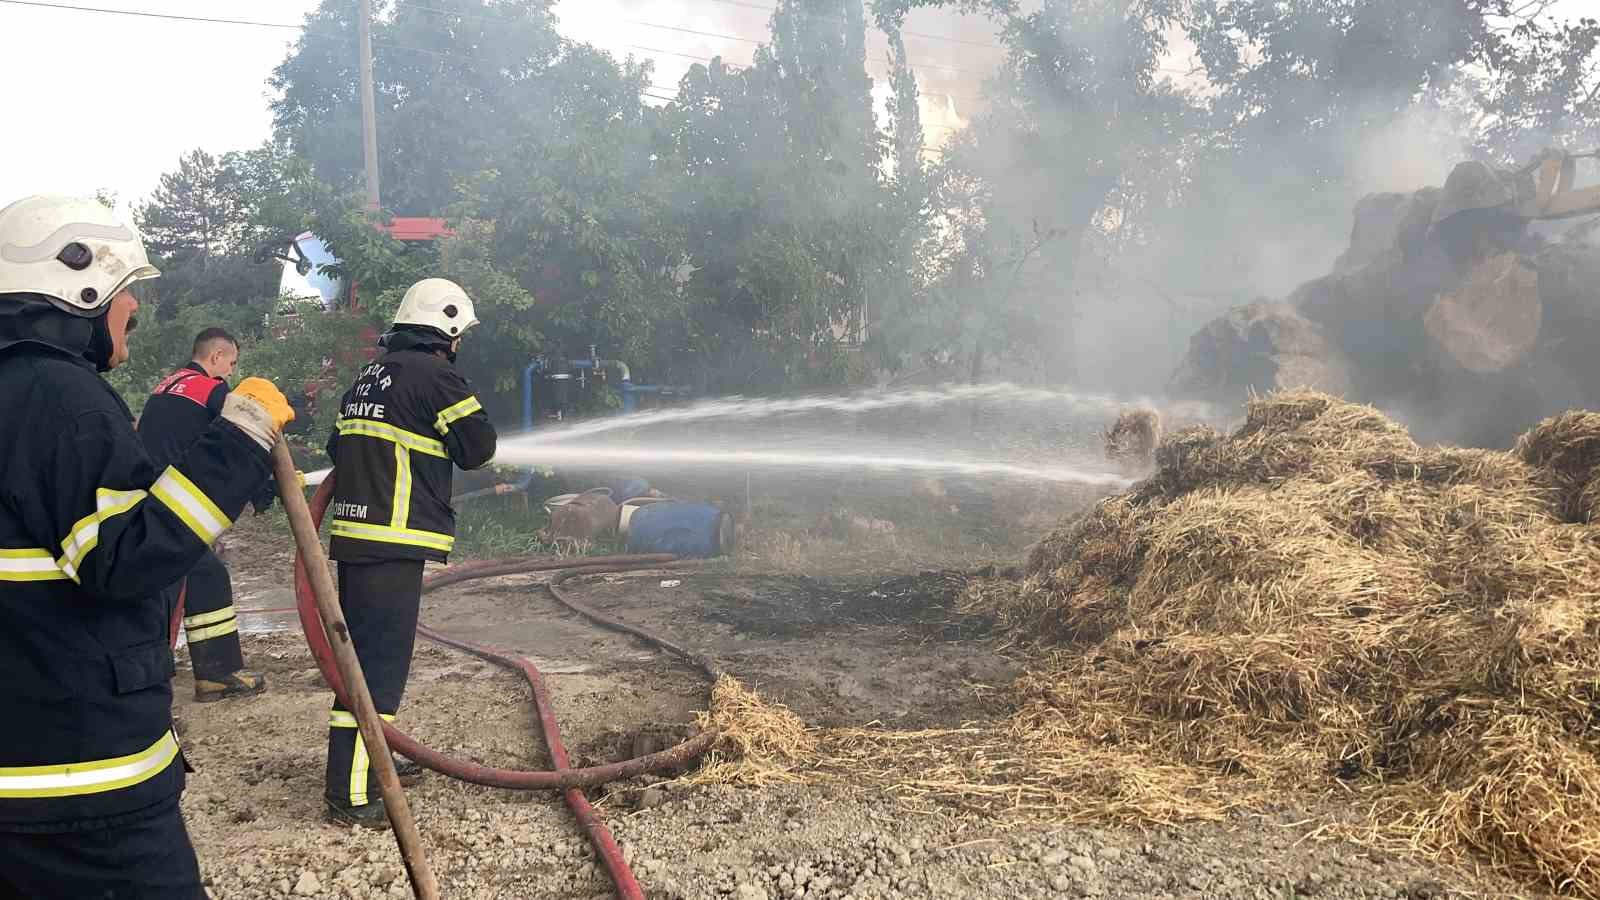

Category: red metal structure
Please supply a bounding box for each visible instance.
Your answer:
[380,217,454,242]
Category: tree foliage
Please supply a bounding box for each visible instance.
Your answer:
[118,0,1600,413]
[866,0,1600,387]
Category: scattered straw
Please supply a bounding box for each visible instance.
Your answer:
[1515,411,1600,522]
[687,675,818,785]
[690,393,1600,896]
[958,391,1600,896]
[1105,408,1163,473]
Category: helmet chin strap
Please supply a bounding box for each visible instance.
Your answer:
[86,312,116,372]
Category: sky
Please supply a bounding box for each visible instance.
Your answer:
[0,0,1004,213]
[0,0,1595,213]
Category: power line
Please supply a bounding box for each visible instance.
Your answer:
[0,0,464,60]
[5,0,1186,82]
[647,79,974,126]
[648,57,982,105]
[683,0,1201,79]
[0,3,965,163]
[0,0,299,29]
[623,16,760,46]
[628,43,984,101]
[1,0,987,102]
[410,0,1002,59]
[635,50,986,105]
[694,0,1007,51]
[633,21,995,77]
[407,2,999,78]
[629,43,745,66]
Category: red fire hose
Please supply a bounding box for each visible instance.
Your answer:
[292,476,723,898]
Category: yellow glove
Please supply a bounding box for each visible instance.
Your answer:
[221,377,296,450]
[234,377,295,429]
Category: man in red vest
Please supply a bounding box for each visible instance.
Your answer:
[137,328,270,702]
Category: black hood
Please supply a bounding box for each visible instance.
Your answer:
[380,325,455,362]
[0,293,115,371]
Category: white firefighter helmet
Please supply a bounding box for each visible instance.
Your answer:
[393,277,479,338]
[0,195,160,315]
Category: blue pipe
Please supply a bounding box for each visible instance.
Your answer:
[523,352,662,427]
[521,360,540,431]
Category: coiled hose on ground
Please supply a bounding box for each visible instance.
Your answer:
[290,475,724,899]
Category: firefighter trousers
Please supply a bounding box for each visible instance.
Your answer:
[324,559,424,808]
[178,550,245,683]
[0,802,205,899]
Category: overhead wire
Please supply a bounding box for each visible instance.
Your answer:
[2,0,999,99]
[404,1,1001,78]
[0,0,299,28]
[5,0,1193,79]
[0,0,467,61]
[3,0,988,123]
[693,0,1007,50]
[635,44,984,105]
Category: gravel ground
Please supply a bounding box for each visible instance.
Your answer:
[183,762,1524,899]
[174,520,1534,899]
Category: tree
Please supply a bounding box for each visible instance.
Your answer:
[136,149,248,263]
[271,0,568,216]
[872,0,1600,387]
[1467,6,1600,159]
[134,149,289,319]
[873,0,1193,384]
[649,0,898,391]
[272,0,909,400]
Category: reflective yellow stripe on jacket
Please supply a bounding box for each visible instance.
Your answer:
[391,444,413,529]
[330,520,454,553]
[55,487,148,581]
[149,467,231,546]
[0,548,70,582]
[0,732,179,799]
[336,418,448,458]
[333,415,455,552]
[433,396,482,435]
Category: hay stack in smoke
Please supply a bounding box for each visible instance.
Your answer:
[1171,157,1600,448]
[967,390,1600,895]
[1103,408,1162,473]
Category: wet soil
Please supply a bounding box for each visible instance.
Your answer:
[173,517,1532,899]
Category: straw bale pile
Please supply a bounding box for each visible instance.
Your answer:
[690,392,1600,892]
[1173,166,1600,448]
[1515,410,1600,522]
[1104,408,1163,473]
[961,390,1600,894]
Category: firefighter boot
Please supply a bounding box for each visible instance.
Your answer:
[194,670,268,703]
[189,617,267,702]
[325,798,390,830]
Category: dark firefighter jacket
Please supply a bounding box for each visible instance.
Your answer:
[137,362,276,511]
[136,361,227,470]
[325,329,496,564]
[0,295,270,832]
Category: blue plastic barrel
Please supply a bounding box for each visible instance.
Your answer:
[624,501,734,558]
[607,476,653,503]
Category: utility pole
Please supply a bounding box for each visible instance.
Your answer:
[358,0,381,212]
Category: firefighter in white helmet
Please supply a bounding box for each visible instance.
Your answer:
[0,195,294,897]
[320,277,496,826]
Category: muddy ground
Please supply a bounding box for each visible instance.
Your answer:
[174,516,1534,899]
